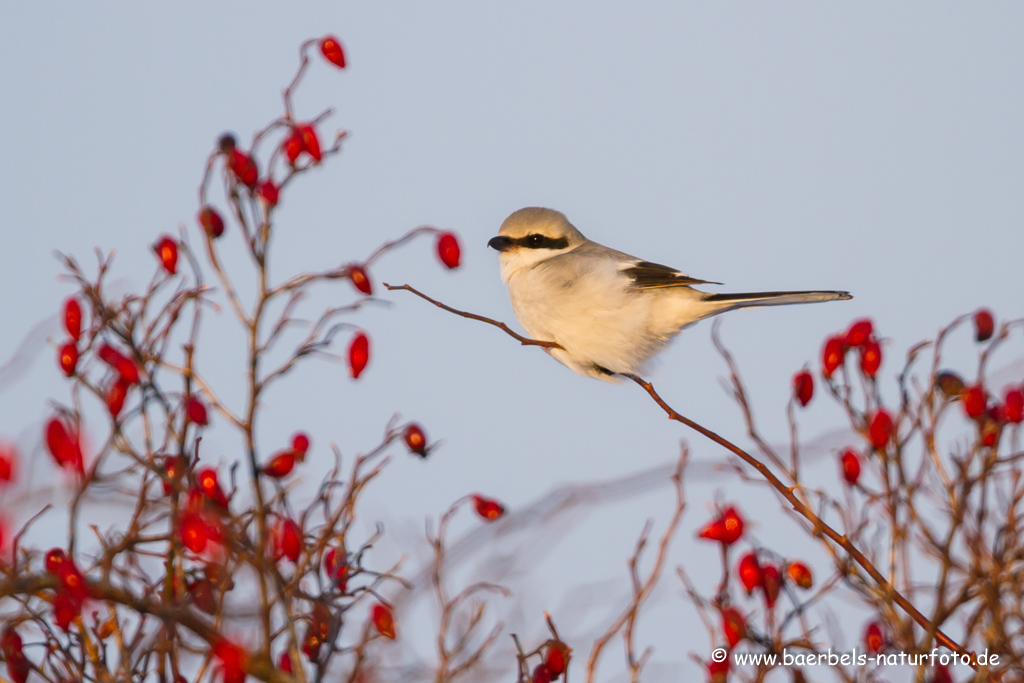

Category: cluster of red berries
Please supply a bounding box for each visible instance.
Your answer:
[55,295,148,422]
[261,432,311,479]
[30,34,479,683]
[174,466,230,555]
[696,505,815,675]
[57,297,83,378]
[929,310,1021,448]
[938,369,1023,448]
[821,318,882,381]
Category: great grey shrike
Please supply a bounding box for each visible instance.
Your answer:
[488,207,851,382]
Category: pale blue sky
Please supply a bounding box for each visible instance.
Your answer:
[1,4,1022,681]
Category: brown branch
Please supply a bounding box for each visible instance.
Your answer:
[383,283,562,350]
[0,574,290,683]
[585,451,688,683]
[387,282,981,672]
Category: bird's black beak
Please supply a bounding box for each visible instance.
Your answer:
[488,236,513,252]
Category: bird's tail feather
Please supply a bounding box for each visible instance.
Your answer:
[703,290,852,314]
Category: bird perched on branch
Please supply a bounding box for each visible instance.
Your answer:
[488,207,850,382]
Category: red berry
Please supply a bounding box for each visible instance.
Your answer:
[1004,388,1024,424]
[544,641,569,677]
[786,561,813,589]
[272,517,303,563]
[981,418,1001,448]
[154,235,179,274]
[197,467,228,507]
[59,341,79,377]
[186,397,209,426]
[532,664,554,683]
[57,559,88,603]
[257,179,280,207]
[198,206,225,238]
[436,231,461,269]
[721,606,746,648]
[319,36,346,69]
[931,664,953,683]
[708,656,729,682]
[105,377,131,418]
[161,455,186,496]
[179,512,212,554]
[961,385,987,419]
[189,578,216,615]
[403,423,428,457]
[844,319,874,347]
[821,335,845,379]
[45,548,67,574]
[213,640,247,683]
[719,507,743,543]
[278,652,293,673]
[737,551,762,596]
[863,620,885,654]
[3,632,29,683]
[282,132,303,166]
[761,563,782,609]
[974,308,995,342]
[699,506,744,545]
[371,602,396,639]
[1,628,23,658]
[291,432,310,455]
[261,450,296,479]
[859,338,882,378]
[471,494,505,521]
[867,409,894,450]
[0,445,15,484]
[840,449,861,485]
[228,149,258,188]
[348,265,372,295]
[45,417,83,474]
[53,593,80,631]
[297,124,322,163]
[63,297,83,340]
[348,332,369,379]
[792,370,813,407]
[323,547,349,590]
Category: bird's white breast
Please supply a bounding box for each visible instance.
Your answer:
[501,251,672,379]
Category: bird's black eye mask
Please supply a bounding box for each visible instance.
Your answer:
[488,234,569,251]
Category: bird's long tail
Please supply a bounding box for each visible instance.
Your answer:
[702,290,852,315]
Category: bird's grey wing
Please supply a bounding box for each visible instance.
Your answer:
[619,260,721,290]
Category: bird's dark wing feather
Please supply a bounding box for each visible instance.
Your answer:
[621,261,721,290]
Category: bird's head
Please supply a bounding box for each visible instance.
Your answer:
[488,207,584,278]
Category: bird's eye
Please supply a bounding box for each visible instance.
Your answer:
[528,234,544,247]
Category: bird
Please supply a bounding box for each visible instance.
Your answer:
[488,207,851,382]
